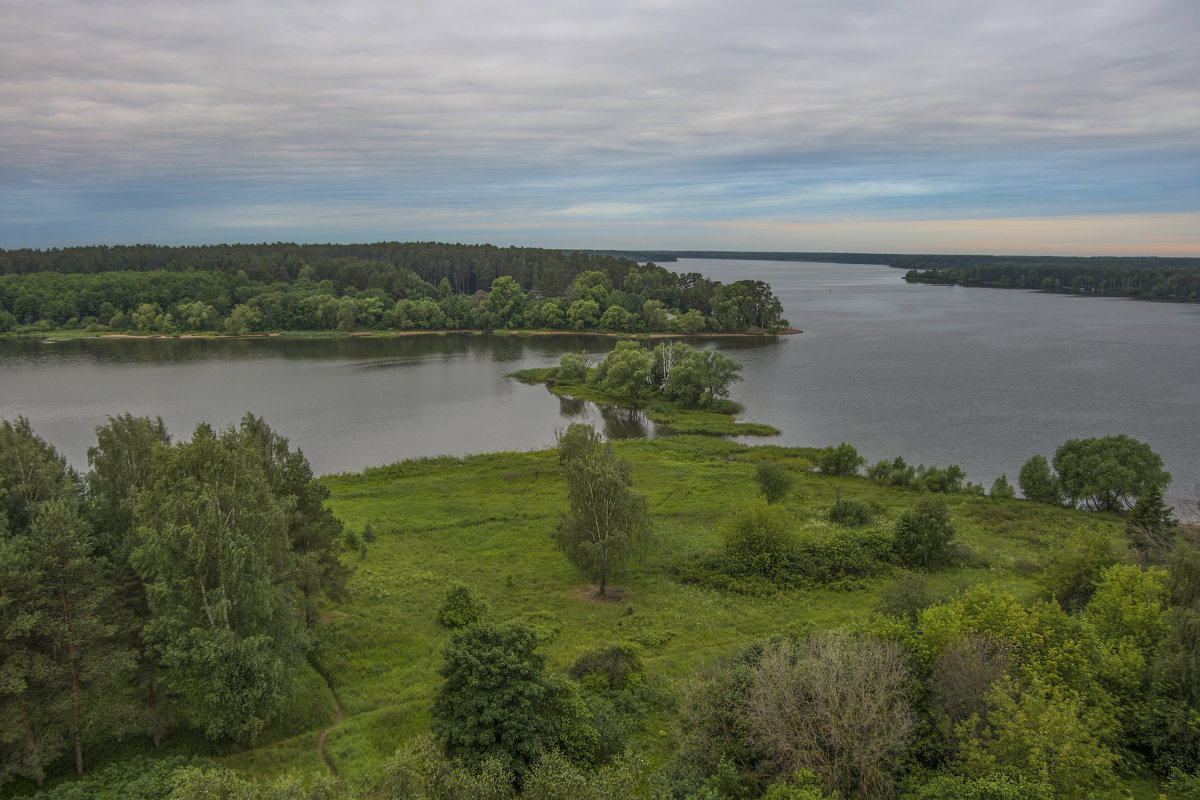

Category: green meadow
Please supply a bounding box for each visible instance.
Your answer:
[226,435,1120,797]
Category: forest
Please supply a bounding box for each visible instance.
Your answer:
[2,381,1199,799]
[0,243,788,335]
[590,251,1200,304]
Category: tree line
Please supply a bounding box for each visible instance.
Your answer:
[904,262,1200,302]
[0,243,789,334]
[0,414,347,789]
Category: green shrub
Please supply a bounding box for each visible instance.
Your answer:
[568,643,645,691]
[828,498,875,526]
[894,496,955,570]
[755,461,793,504]
[723,505,798,580]
[818,443,864,477]
[437,582,489,628]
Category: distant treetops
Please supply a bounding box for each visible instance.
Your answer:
[0,241,790,335]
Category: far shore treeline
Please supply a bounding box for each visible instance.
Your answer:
[0,242,788,335]
[589,250,1200,303]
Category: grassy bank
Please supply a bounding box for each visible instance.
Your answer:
[222,436,1121,796]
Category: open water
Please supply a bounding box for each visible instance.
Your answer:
[1,259,1197,510]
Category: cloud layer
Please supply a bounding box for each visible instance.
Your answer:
[2,0,1198,252]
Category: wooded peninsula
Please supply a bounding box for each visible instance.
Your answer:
[0,243,788,335]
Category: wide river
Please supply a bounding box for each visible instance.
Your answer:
[1,259,1197,509]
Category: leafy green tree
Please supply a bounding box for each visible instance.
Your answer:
[85,415,173,746]
[1018,455,1062,505]
[755,461,792,505]
[894,496,955,570]
[383,733,514,800]
[556,352,588,383]
[484,276,527,328]
[235,414,347,627]
[1036,526,1118,611]
[225,303,263,335]
[662,348,743,410]
[818,443,864,477]
[567,299,601,330]
[570,271,612,305]
[592,342,652,401]
[988,474,1016,500]
[0,418,82,786]
[131,422,308,743]
[955,676,1119,799]
[23,500,132,777]
[431,622,571,779]
[1053,435,1169,511]
[554,424,651,597]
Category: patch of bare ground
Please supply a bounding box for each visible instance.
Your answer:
[574,584,632,603]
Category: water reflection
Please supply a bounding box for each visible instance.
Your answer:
[557,396,588,418]
[598,405,653,440]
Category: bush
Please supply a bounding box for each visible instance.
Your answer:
[868,456,915,488]
[568,643,645,692]
[988,474,1016,499]
[1018,454,1062,505]
[755,461,793,504]
[829,498,875,526]
[723,505,798,580]
[818,443,864,477]
[894,496,955,570]
[437,583,489,628]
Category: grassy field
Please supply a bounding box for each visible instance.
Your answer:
[221,435,1123,796]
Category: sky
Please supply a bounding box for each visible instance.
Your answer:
[1,0,1198,255]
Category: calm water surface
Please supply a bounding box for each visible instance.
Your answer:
[1,259,1197,508]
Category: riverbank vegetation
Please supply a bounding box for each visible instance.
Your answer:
[3,418,1198,800]
[512,341,779,437]
[588,250,1200,304]
[0,242,789,335]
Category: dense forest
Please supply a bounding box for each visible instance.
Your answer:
[587,250,1200,304]
[0,243,788,334]
[3,399,1200,799]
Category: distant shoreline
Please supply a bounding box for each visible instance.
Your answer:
[34,327,801,340]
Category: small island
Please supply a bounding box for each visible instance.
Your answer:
[512,339,781,437]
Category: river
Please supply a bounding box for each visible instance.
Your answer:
[1,259,1196,510]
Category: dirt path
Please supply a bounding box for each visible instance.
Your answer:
[317,696,345,789]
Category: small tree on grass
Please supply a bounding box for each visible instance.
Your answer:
[818,443,864,477]
[894,495,955,570]
[431,622,569,780]
[1018,454,1062,505]
[555,424,651,597]
[755,462,793,504]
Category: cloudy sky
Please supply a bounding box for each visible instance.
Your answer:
[2,0,1198,254]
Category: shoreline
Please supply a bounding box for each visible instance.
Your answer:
[16,326,802,341]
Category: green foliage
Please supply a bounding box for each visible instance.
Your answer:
[431,622,571,779]
[568,643,645,692]
[437,583,489,628]
[902,771,1053,800]
[556,353,588,383]
[1126,482,1176,551]
[868,456,916,488]
[521,749,666,800]
[1052,435,1170,512]
[722,505,797,580]
[131,420,312,744]
[382,733,514,800]
[555,424,651,596]
[1036,526,1119,611]
[914,464,966,494]
[829,497,875,526]
[894,496,955,570]
[167,765,338,799]
[954,676,1120,799]
[754,462,792,505]
[988,474,1016,500]
[592,341,653,401]
[1018,455,1062,505]
[817,443,864,477]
